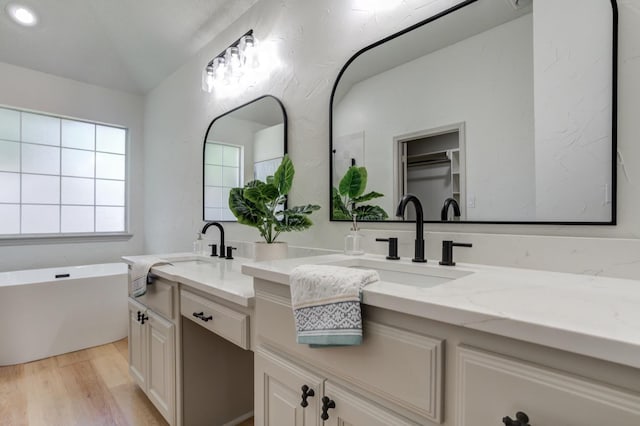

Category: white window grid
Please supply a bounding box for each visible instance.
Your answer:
[0,106,128,235]
[204,142,243,221]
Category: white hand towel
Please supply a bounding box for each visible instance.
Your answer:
[130,258,170,297]
[290,264,379,346]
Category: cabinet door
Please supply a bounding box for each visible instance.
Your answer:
[457,346,640,426]
[323,382,420,426]
[147,310,176,425]
[128,298,147,389]
[255,348,324,426]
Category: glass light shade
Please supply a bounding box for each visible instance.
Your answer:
[203,64,214,92]
[226,47,241,73]
[239,35,259,68]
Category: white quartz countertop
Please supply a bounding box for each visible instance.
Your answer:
[241,253,640,369]
[122,253,254,307]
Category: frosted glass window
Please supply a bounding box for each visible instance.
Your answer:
[62,148,94,177]
[205,143,223,165]
[0,172,20,203]
[0,141,20,172]
[205,208,221,221]
[22,144,60,175]
[22,174,60,204]
[96,153,125,180]
[0,108,20,141]
[96,206,125,232]
[61,177,94,205]
[0,204,20,234]
[96,125,126,154]
[62,120,95,150]
[22,113,60,146]
[204,187,222,208]
[61,206,94,233]
[205,165,222,186]
[222,167,239,187]
[22,205,59,234]
[0,107,128,236]
[96,179,125,206]
[220,209,236,221]
[223,145,240,167]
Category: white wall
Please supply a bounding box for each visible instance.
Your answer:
[534,0,613,221]
[143,0,640,280]
[0,61,145,272]
[334,14,535,221]
[254,123,284,163]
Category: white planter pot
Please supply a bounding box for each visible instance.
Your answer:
[253,242,289,261]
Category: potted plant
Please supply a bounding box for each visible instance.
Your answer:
[333,166,388,255]
[228,154,320,261]
[333,166,388,222]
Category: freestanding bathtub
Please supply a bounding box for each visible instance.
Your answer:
[0,262,128,366]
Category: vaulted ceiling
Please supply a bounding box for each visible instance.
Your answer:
[0,0,258,94]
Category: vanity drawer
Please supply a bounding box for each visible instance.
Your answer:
[180,290,249,350]
[456,346,640,426]
[133,275,175,320]
[255,290,444,423]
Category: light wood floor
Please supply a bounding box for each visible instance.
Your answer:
[0,339,255,426]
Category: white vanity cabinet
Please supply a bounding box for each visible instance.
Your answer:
[252,277,640,426]
[254,280,444,425]
[255,348,418,426]
[127,276,178,426]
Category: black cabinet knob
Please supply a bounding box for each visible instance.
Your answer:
[321,396,336,420]
[502,411,530,426]
[300,385,315,408]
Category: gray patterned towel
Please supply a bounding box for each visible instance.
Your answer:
[289,265,379,346]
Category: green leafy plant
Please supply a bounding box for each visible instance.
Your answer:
[228,154,320,243]
[333,166,388,223]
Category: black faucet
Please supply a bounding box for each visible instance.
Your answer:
[441,197,461,221]
[201,222,225,258]
[396,194,426,263]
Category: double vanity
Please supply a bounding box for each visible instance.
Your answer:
[123,250,640,426]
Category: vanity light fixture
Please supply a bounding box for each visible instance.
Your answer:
[202,29,261,93]
[6,3,38,26]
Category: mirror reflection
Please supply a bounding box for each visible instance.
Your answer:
[203,95,286,221]
[331,0,615,223]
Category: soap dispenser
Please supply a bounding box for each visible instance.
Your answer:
[344,215,365,256]
[193,233,204,255]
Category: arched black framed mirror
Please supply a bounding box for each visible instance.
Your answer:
[330,0,617,224]
[203,95,287,221]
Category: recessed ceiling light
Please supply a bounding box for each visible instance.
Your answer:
[6,3,38,27]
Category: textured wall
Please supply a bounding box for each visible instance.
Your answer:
[143,0,640,279]
[0,61,145,271]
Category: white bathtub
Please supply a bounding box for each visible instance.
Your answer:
[0,262,128,366]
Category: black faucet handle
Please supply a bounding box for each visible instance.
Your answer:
[375,238,400,260]
[208,244,217,257]
[439,240,472,266]
[225,246,237,260]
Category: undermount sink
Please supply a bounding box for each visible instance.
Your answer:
[325,257,472,288]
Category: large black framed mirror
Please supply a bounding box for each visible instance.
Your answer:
[330,0,617,224]
[203,95,287,221]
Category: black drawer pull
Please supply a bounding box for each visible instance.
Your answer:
[55,273,70,279]
[193,311,204,319]
[321,396,335,420]
[140,314,149,325]
[300,385,315,408]
[503,411,530,426]
[200,314,213,322]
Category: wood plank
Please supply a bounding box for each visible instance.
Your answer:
[0,364,27,426]
[58,359,129,426]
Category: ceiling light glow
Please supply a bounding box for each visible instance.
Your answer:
[6,4,38,26]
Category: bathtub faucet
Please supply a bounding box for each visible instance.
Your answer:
[201,222,225,258]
